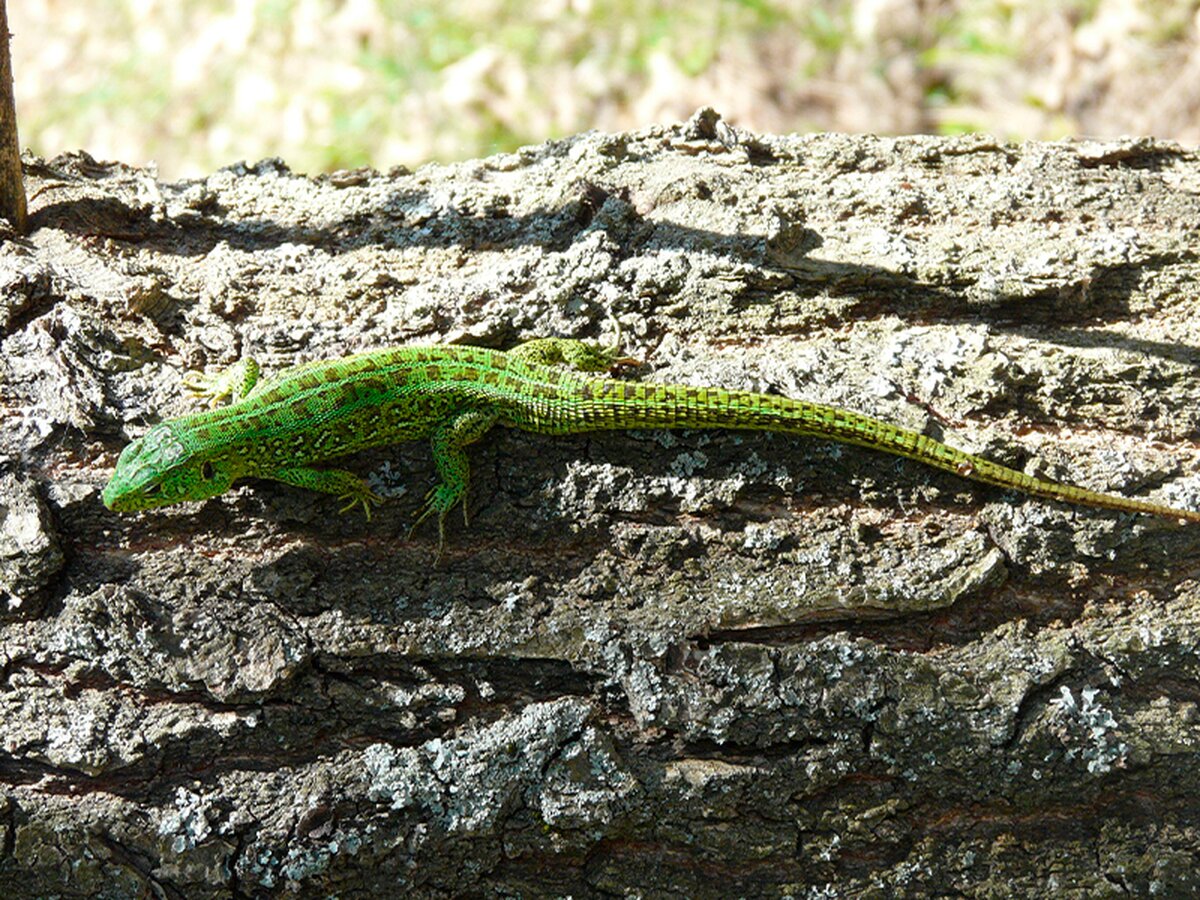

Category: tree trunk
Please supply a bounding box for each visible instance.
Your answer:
[0,1,24,232]
[3,113,1200,896]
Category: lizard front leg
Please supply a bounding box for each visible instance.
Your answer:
[268,466,383,519]
[183,358,262,407]
[409,408,499,550]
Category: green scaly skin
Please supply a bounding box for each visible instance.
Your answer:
[102,338,1200,545]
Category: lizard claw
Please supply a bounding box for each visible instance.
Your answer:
[337,485,383,520]
[407,484,461,558]
[182,370,229,408]
[181,359,261,408]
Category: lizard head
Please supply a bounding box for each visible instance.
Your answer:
[103,424,233,512]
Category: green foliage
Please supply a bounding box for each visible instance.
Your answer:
[14,0,1200,176]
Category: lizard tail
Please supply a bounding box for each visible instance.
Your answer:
[531,379,1200,524]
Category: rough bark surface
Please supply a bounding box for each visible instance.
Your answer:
[3,112,1200,897]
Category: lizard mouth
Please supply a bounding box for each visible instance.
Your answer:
[102,479,161,511]
[101,480,131,510]
[101,484,123,510]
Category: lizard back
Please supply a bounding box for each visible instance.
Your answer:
[169,345,578,473]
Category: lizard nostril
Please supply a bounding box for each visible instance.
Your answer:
[201,462,215,480]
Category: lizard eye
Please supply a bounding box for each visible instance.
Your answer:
[144,483,161,496]
[201,462,215,480]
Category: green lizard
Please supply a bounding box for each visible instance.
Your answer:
[102,337,1200,543]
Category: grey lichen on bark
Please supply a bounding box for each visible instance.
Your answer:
[2,112,1200,896]
[0,1,25,232]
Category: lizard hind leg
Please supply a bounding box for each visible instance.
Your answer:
[408,408,499,552]
[508,337,638,372]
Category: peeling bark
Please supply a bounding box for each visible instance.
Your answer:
[3,114,1200,896]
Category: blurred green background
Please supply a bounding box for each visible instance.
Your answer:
[12,0,1200,179]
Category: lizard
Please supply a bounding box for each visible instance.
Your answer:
[102,336,1200,544]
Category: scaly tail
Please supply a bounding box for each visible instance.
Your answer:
[529,379,1200,524]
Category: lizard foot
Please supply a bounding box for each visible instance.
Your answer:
[337,483,384,520]
[182,370,229,407]
[182,358,261,407]
[407,483,467,556]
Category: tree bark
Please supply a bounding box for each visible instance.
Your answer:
[3,113,1200,896]
[0,1,24,232]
